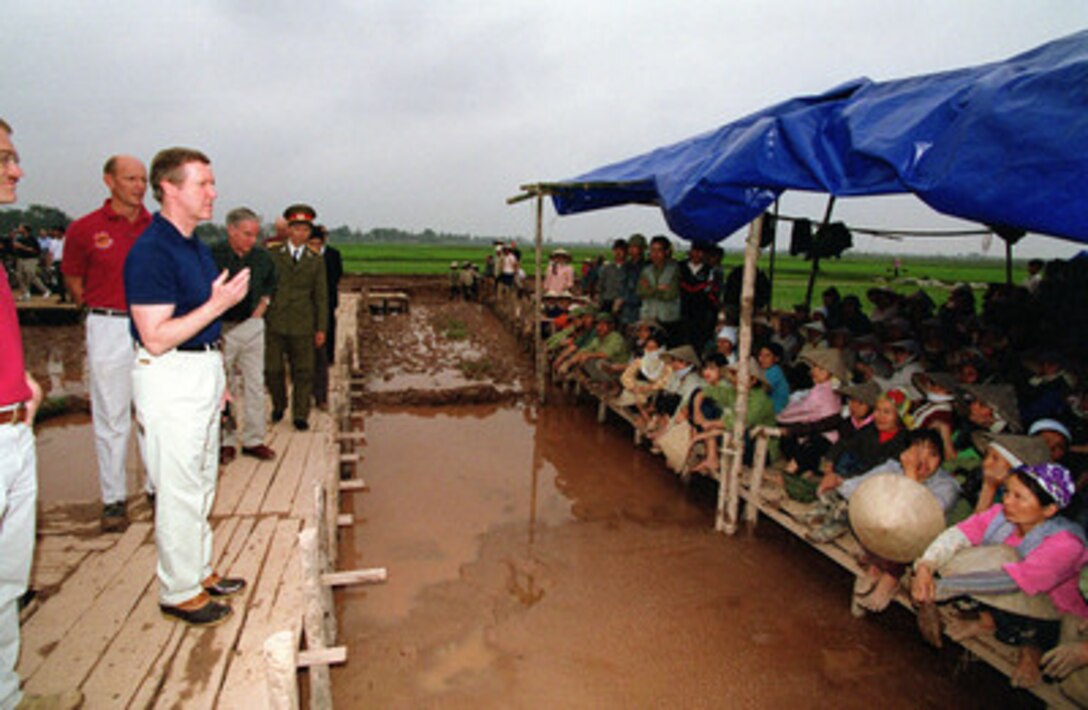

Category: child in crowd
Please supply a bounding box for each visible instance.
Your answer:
[912,462,1085,689]
[912,372,959,462]
[777,347,847,478]
[816,386,909,495]
[757,342,790,414]
[688,353,733,475]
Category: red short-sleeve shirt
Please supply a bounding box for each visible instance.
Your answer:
[0,270,32,407]
[62,199,151,310]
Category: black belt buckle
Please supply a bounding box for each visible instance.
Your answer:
[89,307,128,318]
[177,340,222,352]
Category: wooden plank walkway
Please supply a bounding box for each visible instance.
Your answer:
[19,415,331,709]
[19,292,366,708]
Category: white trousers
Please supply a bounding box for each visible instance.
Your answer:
[87,314,145,504]
[0,423,35,710]
[222,318,267,449]
[132,348,223,605]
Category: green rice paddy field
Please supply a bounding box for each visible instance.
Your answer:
[339,242,1023,311]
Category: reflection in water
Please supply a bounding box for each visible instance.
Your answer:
[343,402,707,622]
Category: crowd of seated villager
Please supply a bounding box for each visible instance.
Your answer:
[520,233,1088,703]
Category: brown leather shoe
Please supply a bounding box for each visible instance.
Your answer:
[219,446,237,466]
[241,444,276,461]
[203,573,247,597]
[101,502,128,534]
[160,592,232,627]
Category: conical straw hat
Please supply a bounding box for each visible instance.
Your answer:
[938,544,1059,620]
[848,474,945,563]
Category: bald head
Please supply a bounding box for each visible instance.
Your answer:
[103,155,147,217]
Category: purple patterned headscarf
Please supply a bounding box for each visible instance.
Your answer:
[1015,462,1075,509]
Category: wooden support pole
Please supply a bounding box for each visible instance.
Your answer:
[744,432,772,527]
[297,647,348,668]
[337,514,353,527]
[717,215,763,535]
[321,568,388,586]
[311,485,338,644]
[534,194,547,405]
[802,195,836,313]
[263,630,300,710]
[339,479,368,492]
[298,528,332,710]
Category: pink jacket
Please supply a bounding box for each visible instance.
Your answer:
[776,381,843,442]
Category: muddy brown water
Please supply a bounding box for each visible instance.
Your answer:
[334,401,1032,709]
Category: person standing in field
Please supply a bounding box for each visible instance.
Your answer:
[63,154,153,533]
[265,204,328,431]
[125,146,251,626]
[211,207,277,465]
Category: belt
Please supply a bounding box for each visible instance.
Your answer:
[88,307,128,317]
[177,340,222,352]
[0,403,27,425]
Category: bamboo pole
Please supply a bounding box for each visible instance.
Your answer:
[299,527,332,710]
[767,201,779,311]
[263,630,300,710]
[1005,237,1013,286]
[534,194,546,404]
[716,215,763,534]
[802,195,836,312]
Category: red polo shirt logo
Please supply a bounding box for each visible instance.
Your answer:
[94,231,114,250]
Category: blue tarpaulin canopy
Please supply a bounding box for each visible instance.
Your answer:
[547,31,1088,244]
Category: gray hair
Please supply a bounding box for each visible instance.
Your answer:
[226,206,260,227]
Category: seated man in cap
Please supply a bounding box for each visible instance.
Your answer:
[265,204,328,431]
[568,313,630,389]
[551,308,598,376]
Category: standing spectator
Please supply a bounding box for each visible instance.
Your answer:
[125,146,250,626]
[597,238,627,314]
[638,235,681,344]
[211,207,277,464]
[619,233,647,327]
[543,248,575,294]
[308,224,342,410]
[63,154,152,532]
[678,242,720,351]
[265,204,328,431]
[12,224,48,299]
[46,227,66,301]
[0,118,82,710]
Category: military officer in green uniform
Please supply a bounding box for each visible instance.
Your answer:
[265,204,328,431]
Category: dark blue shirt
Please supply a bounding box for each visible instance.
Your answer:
[123,213,221,348]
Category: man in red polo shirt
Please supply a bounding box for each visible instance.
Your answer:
[63,155,152,533]
[0,119,81,710]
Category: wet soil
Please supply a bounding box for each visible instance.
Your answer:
[336,277,1034,709]
[353,277,533,406]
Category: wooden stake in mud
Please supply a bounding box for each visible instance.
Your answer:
[534,194,546,404]
[716,214,763,535]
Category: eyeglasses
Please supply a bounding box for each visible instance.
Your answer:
[0,151,20,168]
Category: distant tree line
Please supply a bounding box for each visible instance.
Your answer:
[0,204,72,234]
[1,205,525,246]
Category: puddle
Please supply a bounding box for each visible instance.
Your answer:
[336,401,1016,708]
[34,413,145,505]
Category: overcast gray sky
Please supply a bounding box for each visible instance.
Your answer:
[3,1,1086,257]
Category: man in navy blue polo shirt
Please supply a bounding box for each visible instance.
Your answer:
[124,147,251,627]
